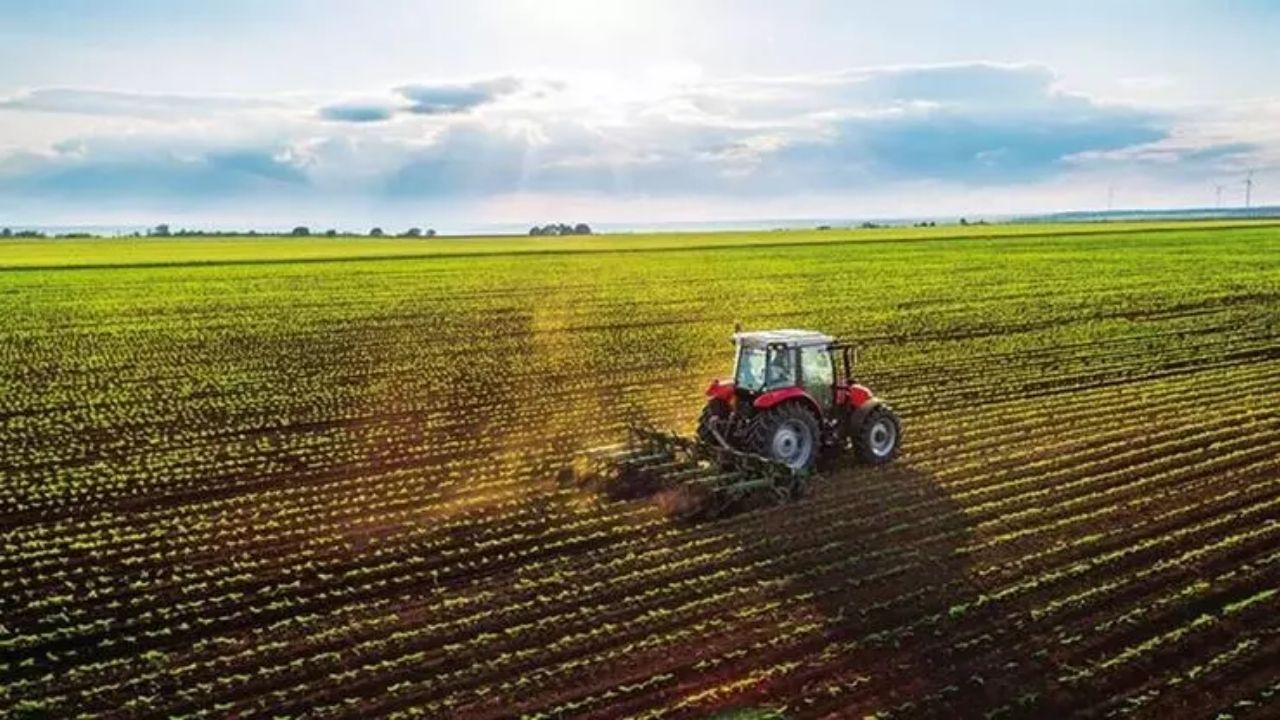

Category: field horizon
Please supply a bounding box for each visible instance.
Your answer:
[5,217,1280,270]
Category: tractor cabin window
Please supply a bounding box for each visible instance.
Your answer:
[800,346,834,408]
[735,345,795,391]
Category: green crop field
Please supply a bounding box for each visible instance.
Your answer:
[0,218,1267,269]
[2,221,1279,718]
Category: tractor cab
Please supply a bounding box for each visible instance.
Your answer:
[729,329,861,414]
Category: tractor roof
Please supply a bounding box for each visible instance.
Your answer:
[733,329,834,348]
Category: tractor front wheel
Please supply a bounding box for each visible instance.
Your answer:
[853,405,901,465]
[749,403,820,472]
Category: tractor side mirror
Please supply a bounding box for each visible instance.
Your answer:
[841,345,857,382]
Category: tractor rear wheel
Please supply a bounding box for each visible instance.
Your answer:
[854,404,901,465]
[749,403,820,471]
[696,399,731,447]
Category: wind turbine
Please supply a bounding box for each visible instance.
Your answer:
[1215,184,1224,209]
[1244,170,1255,209]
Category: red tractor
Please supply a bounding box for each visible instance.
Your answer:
[697,329,901,471]
[574,329,901,519]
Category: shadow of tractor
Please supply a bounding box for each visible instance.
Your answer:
[591,455,1005,718]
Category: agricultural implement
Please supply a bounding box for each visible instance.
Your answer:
[572,329,902,519]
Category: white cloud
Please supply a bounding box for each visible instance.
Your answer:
[318,101,396,123]
[396,77,524,115]
[1,62,1276,224]
[0,87,288,118]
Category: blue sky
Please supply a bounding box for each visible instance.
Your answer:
[1,0,1277,229]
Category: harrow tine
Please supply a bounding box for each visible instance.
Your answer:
[661,465,719,483]
[638,459,702,476]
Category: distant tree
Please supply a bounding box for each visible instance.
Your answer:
[291,226,310,236]
[324,229,337,237]
[1,228,10,238]
[425,228,437,237]
[816,224,831,231]
[369,227,384,237]
[402,227,422,238]
[530,223,594,236]
[959,217,968,226]
[151,224,171,237]
[859,221,880,229]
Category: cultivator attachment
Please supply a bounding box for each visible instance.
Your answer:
[569,423,811,520]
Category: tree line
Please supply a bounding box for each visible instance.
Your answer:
[2,224,598,239]
[528,223,592,236]
[154,225,442,238]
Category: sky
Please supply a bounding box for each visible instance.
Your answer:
[1,0,1278,231]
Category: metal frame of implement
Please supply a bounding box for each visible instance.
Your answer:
[579,423,812,519]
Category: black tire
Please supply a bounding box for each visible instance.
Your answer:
[748,402,820,472]
[854,404,901,465]
[697,399,731,446]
